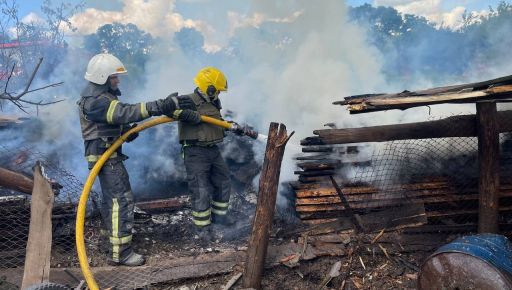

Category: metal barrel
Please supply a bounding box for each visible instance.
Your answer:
[418,234,512,290]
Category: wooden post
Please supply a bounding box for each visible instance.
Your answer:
[476,102,500,233]
[21,162,54,289]
[243,123,294,289]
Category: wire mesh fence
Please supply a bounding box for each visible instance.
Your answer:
[0,139,258,290]
[0,144,102,289]
[292,109,512,288]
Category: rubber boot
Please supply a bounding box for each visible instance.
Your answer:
[119,252,145,266]
[211,214,236,226]
[192,224,212,241]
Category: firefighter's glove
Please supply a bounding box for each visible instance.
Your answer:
[124,124,139,143]
[160,95,178,117]
[176,95,197,111]
[176,109,202,124]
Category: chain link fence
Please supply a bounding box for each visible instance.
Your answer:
[348,112,512,235]
[0,136,259,289]
[0,144,102,289]
[292,109,512,288]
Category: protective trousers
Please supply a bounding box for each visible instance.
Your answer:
[97,159,134,263]
[184,145,231,227]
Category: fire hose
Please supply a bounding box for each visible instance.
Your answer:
[75,115,257,290]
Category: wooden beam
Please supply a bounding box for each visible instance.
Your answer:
[135,196,190,211]
[0,167,34,194]
[335,83,512,113]
[21,162,54,289]
[338,74,512,106]
[301,110,512,145]
[243,123,293,290]
[477,102,500,233]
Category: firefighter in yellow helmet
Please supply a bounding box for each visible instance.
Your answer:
[175,67,249,237]
[77,53,199,266]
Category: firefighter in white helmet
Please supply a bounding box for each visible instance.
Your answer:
[78,53,198,266]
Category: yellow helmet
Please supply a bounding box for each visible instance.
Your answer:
[194,67,228,96]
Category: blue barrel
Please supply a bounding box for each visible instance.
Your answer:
[418,234,512,290]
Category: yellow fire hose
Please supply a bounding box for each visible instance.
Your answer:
[76,115,234,290]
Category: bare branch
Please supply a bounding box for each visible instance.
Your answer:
[17,98,64,106]
[25,81,63,94]
[13,57,44,100]
[3,62,15,93]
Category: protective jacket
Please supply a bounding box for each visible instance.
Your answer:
[178,88,225,146]
[78,82,166,168]
[78,81,168,264]
[179,88,231,227]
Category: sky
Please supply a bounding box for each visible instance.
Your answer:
[17,0,506,30]
[13,0,508,52]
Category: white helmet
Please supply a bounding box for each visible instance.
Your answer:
[84,53,127,85]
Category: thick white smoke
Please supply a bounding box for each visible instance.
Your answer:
[3,0,511,206]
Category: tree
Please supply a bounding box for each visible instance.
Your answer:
[175,28,205,57]
[0,0,82,112]
[349,4,469,85]
[84,23,154,86]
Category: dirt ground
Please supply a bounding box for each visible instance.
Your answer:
[43,187,431,290]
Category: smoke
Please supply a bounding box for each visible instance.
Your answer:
[3,0,512,211]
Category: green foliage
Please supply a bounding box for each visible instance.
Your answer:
[349,1,512,86]
[84,23,154,86]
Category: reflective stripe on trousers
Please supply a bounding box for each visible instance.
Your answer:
[211,200,228,215]
[97,160,134,262]
[192,208,211,226]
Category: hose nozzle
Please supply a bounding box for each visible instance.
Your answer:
[230,122,259,139]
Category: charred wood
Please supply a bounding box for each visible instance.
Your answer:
[135,196,190,211]
[0,167,33,194]
[294,170,336,177]
[302,146,334,153]
[334,77,512,113]
[302,110,512,145]
[477,102,500,233]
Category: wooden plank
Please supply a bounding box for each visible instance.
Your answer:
[295,192,512,213]
[0,167,34,194]
[339,74,512,104]
[427,205,512,218]
[297,160,339,170]
[21,162,54,289]
[294,170,336,177]
[135,196,190,211]
[302,146,334,153]
[289,181,321,190]
[295,154,334,161]
[295,180,450,198]
[334,80,512,113]
[301,110,512,145]
[296,188,451,205]
[243,123,293,290]
[0,116,28,128]
[477,102,500,233]
[292,203,426,235]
